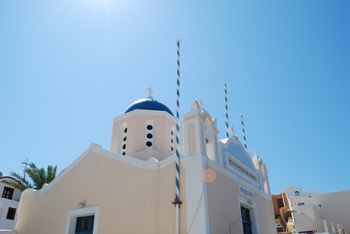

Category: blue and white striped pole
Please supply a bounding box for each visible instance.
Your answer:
[174,39,182,234]
[240,114,248,150]
[175,39,181,203]
[224,84,229,138]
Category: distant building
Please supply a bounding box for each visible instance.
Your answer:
[14,91,276,234]
[0,175,22,230]
[272,193,289,233]
[272,187,350,234]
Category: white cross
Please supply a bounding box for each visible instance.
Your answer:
[230,125,236,136]
[198,100,204,111]
[147,87,153,99]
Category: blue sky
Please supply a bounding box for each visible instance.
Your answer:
[1,0,349,195]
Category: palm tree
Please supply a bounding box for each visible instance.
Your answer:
[2,163,58,192]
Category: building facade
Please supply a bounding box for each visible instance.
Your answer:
[272,187,349,234]
[14,93,276,234]
[0,176,22,230]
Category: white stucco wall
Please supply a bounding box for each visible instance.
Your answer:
[204,158,276,234]
[0,199,19,230]
[286,187,350,233]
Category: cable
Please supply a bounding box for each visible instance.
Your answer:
[225,178,263,234]
[187,156,209,234]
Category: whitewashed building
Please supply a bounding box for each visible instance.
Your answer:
[282,187,349,233]
[14,92,276,234]
[0,175,22,230]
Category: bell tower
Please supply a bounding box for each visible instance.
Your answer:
[110,89,179,161]
[183,101,219,162]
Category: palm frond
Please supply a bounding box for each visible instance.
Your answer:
[8,172,32,188]
[46,165,57,183]
[3,163,58,191]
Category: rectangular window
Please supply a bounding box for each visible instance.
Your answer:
[6,207,16,220]
[241,206,252,234]
[298,202,305,206]
[75,215,94,234]
[277,198,284,208]
[2,187,14,200]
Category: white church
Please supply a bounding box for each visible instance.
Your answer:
[11,87,276,234]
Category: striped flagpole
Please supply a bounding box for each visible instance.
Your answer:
[174,39,182,234]
[224,84,229,138]
[240,114,248,150]
[175,39,181,203]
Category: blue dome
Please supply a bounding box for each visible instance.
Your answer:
[124,98,174,116]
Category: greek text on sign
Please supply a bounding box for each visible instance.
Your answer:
[227,155,257,183]
[239,185,254,199]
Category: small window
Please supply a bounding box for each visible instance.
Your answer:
[171,127,176,155]
[119,123,128,155]
[6,207,16,220]
[298,202,305,206]
[145,121,155,149]
[277,198,284,208]
[75,215,94,234]
[2,187,14,200]
[295,191,300,196]
[147,133,153,139]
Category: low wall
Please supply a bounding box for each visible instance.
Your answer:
[0,230,16,234]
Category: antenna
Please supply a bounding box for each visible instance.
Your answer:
[22,158,29,180]
[224,83,229,138]
[240,114,248,150]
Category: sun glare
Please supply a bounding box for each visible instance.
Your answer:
[202,169,216,183]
